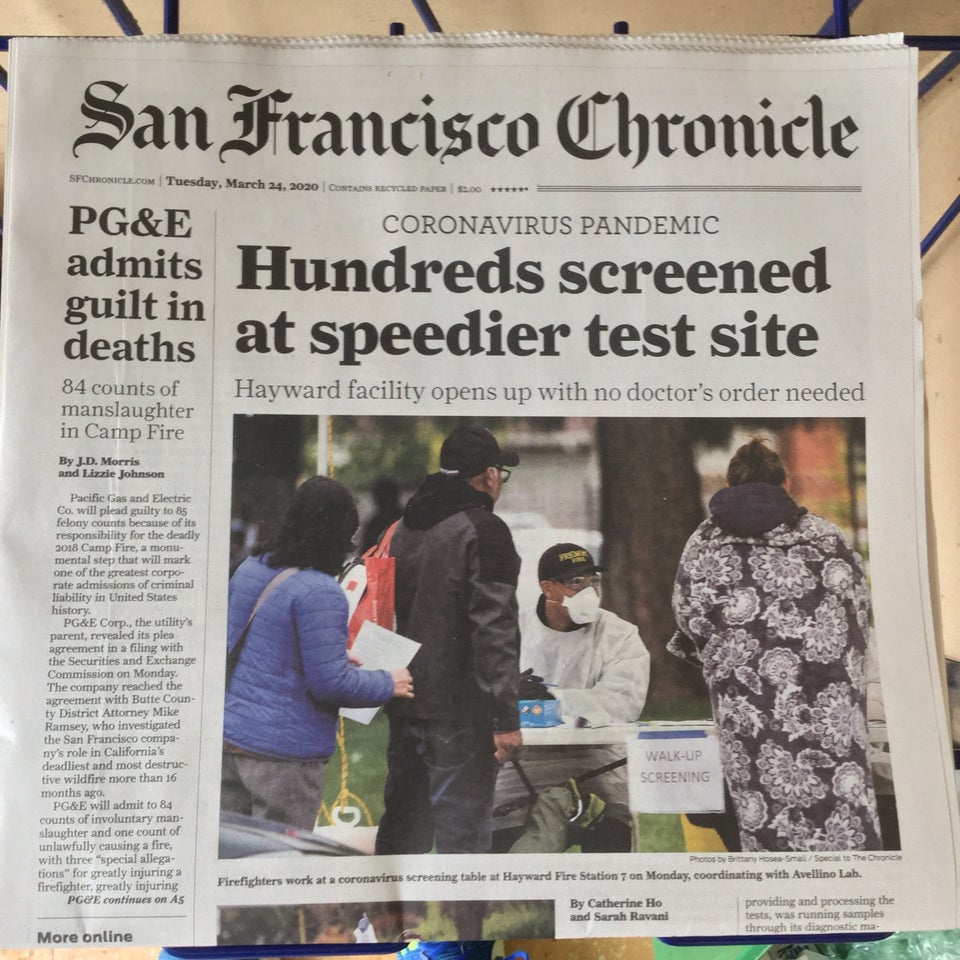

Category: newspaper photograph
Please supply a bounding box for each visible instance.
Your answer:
[0,31,955,948]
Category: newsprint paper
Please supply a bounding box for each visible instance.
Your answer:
[0,32,956,949]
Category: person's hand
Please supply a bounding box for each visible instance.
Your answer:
[390,667,414,698]
[493,729,522,765]
[348,652,363,666]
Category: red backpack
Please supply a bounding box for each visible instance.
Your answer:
[340,521,399,648]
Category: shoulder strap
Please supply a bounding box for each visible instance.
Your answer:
[226,566,299,686]
[375,519,400,557]
[362,519,400,560]
[247,566,299,622]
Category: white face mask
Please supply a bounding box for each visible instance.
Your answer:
[562,587,601,625]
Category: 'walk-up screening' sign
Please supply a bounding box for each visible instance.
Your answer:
[627,730,724,814]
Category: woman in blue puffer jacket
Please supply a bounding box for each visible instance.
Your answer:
[221,476,414,830]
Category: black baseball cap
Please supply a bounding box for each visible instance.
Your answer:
[439,426,519,479]
[538,542,603,582]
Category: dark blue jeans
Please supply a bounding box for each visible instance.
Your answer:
[375,715,497,854]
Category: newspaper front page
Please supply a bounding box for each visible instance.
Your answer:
[0,32,955,948]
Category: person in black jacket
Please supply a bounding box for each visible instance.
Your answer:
[375,425,523,855]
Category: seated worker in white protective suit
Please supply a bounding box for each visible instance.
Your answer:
[491,542,650,852]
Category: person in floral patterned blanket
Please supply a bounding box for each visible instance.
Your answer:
[669,437,881,852]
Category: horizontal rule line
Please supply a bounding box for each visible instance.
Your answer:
[537,184,862,193]
[38,914,187,920]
